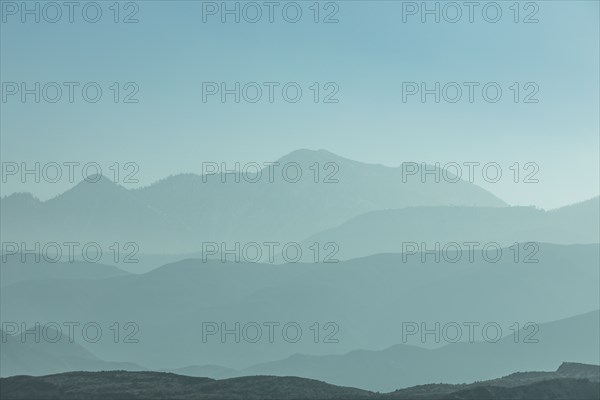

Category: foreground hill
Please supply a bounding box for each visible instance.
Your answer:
[387,362,600,399]
[0,372,373,400]
[1,363,598,400]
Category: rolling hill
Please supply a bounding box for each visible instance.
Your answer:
[1,363,598,400]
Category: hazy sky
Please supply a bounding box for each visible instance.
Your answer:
[1,0,598,208]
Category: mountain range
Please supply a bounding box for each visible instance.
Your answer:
[3,150,597,269]
[2,245,598,389]
[1,150,506,261]
[2,149,598,397]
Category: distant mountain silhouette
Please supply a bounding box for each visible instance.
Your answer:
[0,258,129,287]
[300,197,600,260]
[0,328,143,377]
[1,363,598,399]
[169,365,237,380]
[2,244,597,377]
[234,311,599,391]
[0,150,506,256]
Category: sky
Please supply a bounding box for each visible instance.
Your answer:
[1,0,599,209]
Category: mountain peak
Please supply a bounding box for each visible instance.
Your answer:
[277,149,348,164]
[49,174,127,204]
[73,173,122,190]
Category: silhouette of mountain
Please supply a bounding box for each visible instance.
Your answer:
[2,245,597,376]
[0,257,129,287]
[0,328,143,377]
[301,197,600,260]
[169,365,237,380]
[236,311,600,391]
[0,150,506,256]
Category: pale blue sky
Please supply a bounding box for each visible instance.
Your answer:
[1,0,599,208]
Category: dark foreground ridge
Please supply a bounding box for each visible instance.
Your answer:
[0,363,598,400]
